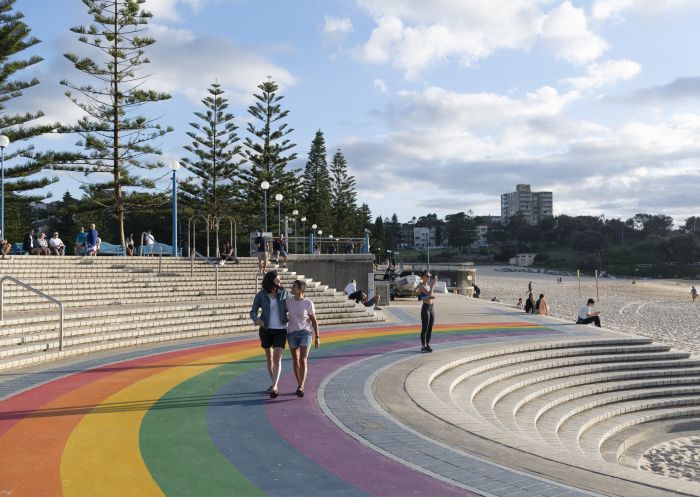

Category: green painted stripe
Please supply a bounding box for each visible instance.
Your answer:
[140,359,267,497]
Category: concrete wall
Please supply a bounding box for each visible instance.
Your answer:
[286,254,375,292]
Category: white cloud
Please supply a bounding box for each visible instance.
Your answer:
[540,2,608,65]
[592,0,700,20]
[143,0,210,22]
[354,0,610,76]
[563,59,641,90]
[323,16,354,37]
[146,24,296,104]
[342,83,700,222]
[373,79,388,93]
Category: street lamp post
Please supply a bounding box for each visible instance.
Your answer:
[261,181,270,232]
[317,229,322,253]
[301,217,307,252]
[0,135,10,241]
[311,223,317,254]
[169,160,180,257]
[292,209,299,252]
[275,193,283,236]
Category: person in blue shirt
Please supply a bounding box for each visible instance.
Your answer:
[86,224,98,256]
[250,270,289,398]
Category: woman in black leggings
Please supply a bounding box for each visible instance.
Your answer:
[418,270,437,352]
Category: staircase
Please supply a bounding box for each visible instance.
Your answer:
[0,255,383,371]
[405,337,700,489]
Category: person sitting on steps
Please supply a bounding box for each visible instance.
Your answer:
[348,289,382,310]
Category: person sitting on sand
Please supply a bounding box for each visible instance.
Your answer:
[516,297,523,310]
[576,298,601,327]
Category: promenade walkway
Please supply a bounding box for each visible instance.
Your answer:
[0,294,696,496]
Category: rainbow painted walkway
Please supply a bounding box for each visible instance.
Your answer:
[0,321,562,497]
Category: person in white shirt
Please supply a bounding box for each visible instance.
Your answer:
[344,278,356,296]
[286,280,319,397]
[48,232,65,256]
[576,298,601,327]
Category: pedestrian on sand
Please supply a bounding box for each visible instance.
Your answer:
[576,298,601,327]
[286,280,319,398]
[524,292,535,314]
[538,294,549,316]
[418,270,437,353]
[528,281,532,294]
[249,270,289,399]
[516,297,523,310]
[692,286,697,303]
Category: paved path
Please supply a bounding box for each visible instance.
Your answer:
[0,294,687,496]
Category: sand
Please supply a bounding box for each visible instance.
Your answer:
[475,266,700,356]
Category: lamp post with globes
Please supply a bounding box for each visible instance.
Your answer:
[275,193,283,236]
[0,135,9,240]
[301,217,307,252]
[292,209,299,252]
[311,223,317,254]
[261,181,270,232]
[317,229,323,253]
[169,160,180,257]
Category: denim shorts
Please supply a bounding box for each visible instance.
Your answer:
[287,330,312,348]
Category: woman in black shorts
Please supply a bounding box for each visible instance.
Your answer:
[250,270,289,398]
[417,270,437,352]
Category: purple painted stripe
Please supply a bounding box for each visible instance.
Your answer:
[263,330,557,497]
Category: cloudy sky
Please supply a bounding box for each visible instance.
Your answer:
[13,0,700,224]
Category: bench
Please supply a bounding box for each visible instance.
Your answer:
[11,242,24,255]
[98,242,124,256]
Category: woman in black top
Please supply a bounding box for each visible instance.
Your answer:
[417,270,437,352]
[524,292,535,314]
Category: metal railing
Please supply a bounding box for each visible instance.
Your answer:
[0,276,65,351]
[189,250,221,296]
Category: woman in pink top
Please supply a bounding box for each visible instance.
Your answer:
[286,280,320,397]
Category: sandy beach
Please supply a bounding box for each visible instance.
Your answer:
[475,266,700,357]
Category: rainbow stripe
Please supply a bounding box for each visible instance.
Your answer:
[0,322,554,496]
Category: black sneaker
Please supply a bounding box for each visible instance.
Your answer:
[374,306,383,310]
[420,346,428,353]
[426,345,433,352]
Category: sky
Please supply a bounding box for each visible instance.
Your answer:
[10,0,700,225]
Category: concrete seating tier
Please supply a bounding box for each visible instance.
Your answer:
[400,337,700,493]
[0,256,383,371]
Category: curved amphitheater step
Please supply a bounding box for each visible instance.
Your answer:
[401,336,700,495]
[0,256,383,371]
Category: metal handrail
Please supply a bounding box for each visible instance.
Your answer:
[190,250,221,296]
[0,276,65,351]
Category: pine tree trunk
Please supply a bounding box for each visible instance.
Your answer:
[112,1,125,248]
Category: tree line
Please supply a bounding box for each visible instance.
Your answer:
[0,0,371,250]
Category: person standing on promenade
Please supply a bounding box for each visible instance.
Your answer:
[74,227,86,255]
[576,298,601,327]
[692,286,697,303]
[538,294,549,316]
[286,280,319,397]
[86,224,98,256]
[254,229,268,274]
[418,270,437,353]
[250,270,289,399]
[524,292,535,314]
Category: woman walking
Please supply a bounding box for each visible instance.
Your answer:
[418,270,437,352]
[286,280,320,397]
[250,271,289,398]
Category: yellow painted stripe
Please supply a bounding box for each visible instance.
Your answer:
[60,345,261,497]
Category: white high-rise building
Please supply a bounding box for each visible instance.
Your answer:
[501,184,553,225]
